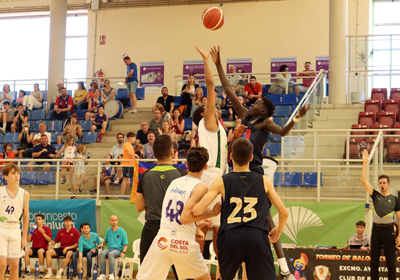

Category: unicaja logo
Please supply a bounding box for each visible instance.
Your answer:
[157,237,168,250]
[273,206,323,244]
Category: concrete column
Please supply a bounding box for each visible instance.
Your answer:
[48,0,67,105]
[329,0,348,104]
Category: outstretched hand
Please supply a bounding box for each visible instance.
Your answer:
[233,125,248,139]
[195,45,211,59]
[295,104,310,118]
[210,46,221,65]
[362,149,369,164]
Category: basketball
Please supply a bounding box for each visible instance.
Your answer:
[202,7,225,31]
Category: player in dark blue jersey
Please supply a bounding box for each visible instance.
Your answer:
[193,138,289,280]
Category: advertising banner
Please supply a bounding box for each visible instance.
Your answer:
[140,61,164,87]
[29,199,96,238]
[270,202,365,247]
[183,60,205,85]
[316,55,329,80]
[271,57,297,77]
[284,248,400,280]
[226,58,252,75]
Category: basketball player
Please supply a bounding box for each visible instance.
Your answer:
[0,164,30,280]
[211,45,307,278]
[193,138,289,280]
[135,147,221,280]
[192,45,227,259]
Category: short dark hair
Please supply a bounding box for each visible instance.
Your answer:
[123,56,131,61]
[17,103,23,107]
[214,88,218,94]
[356,221,366,227]
[117,133,124,138]
[147,130,155,136]
[64,216,72,222]
[162,86,168,91]
[378,174,390,183]
[19,90,26,96]
[3,164,20,177]
[41,134,48,138]
[186,147,209,173]
[61,87,66,90]
[3,101,10,105]
[127,132,136,138]
[305,61,312,65]
[250,75,256,80]
[35,214,44,220]
[279,65,288,72]
[80,222,90,230]
[193,106,205,126]
[70,114,77,120]
[98,105,104,110]
[262,97,275,118]
[153,135,172,160]
[232,138,253,166]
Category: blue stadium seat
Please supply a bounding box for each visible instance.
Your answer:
[48,121,63,132]
[33,121,44,132]
[184,119,192,131]
[272,117,282,127]
[298,93,305,103]
[21,171,38,185]
[270,134,282,142]
[302,172,322,187]
[46,110,54,120]
[53,144,63,151]
[51,132,62,144]
[283,172,303,187]
[215,86,223,95]
[201,85,207,97]
[68,90,72,96]
[274,172,283,187]
[77,109,88,120]
[0,144,3,151]
[274,106,292,117]
[265,142,281,156]
[281,94,298,105]
[174,96,182,106]
[80,120,92,131]
[266,94,281,105]
[37,172,55,185]
[31,110,46,120]
[136,87,145,100]
[262,85,271,95]
[50,102,55,110]
[282,117,289,126]
[27,110,32,118]
[4,133,19,143]
[80,132,97,143]
[0,134,4,144]
[11,144,18,151]
[116,88,129,99]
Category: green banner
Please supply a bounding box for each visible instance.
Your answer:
[270,202,365,247]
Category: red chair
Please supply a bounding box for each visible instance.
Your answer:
[351,124,371,136]
[390,88,400,100]
[384,99,400,118]
[378,111,396,126]
[365,138,376,154]
[343,137,367,159]
[393,124,400,136]
[364,100,382,114]
[358,112,376,126]
[386,138,400,162]
[371,88,388,104]
[371,124,391,146]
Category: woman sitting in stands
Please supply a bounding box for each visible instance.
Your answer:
[0,84,15,109]
[73,81,88,111]
[101,79,116,104]
[84,82,99,104]
[269,64,300,95]
[189,87,203,118]
[180,73,199,117]
[15,123,33,159]
[159,121,176,144]
[0,143,16,169]
[15,90,26,105]
[169,108,184,143]
[85,88,102,120]
[23,83,43,110]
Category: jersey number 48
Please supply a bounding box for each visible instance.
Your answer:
[165,200,184,225]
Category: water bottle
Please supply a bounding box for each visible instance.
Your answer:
[69,265,73,278]
[88,152,91,158]
[125,264,130,279]
[78,269,83,280]
[92,264,98,280]
[34,261,39,279]
[30,223,38,235]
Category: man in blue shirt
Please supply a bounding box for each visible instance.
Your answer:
[72,223,101,279]
[97,215,128,280]
[123,56,138,114]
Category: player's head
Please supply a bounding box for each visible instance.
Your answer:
[378,174,390,192]
[355,220,366,234]
[248,97,275,118]
[231,138,254,167]
[186,147,209,173]
[193,106,205,126]
[63,216,72,228]
[35,214,45,226]
[110,215,118,227]
[80,222,91,235]
[3,164,21,184]
[153,135,173,161]
[127,132,136,143]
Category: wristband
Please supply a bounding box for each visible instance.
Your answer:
[293,117,299,123]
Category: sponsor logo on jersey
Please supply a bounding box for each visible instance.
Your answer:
[170,187,186,196]
[157,237,168,250]
[169,239,189,254]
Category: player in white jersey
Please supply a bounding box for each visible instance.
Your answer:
[136,147,221,280]
[0,164,30,280]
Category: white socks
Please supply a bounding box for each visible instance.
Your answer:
[278,258,290,274]
[39,265,44,272]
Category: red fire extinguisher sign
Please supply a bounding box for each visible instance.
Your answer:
[100,35,106,45]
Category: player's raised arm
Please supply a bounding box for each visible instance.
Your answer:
[361,149,374,196]
[193,177,225,216]
[211,46,248,120]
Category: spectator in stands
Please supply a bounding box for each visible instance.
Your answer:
[84,82,98,103]
[142,131,156,159]
[113,154,124,185]
[214,88,222,111]
[296,62,317,93]
[74,222,101,279]
[16,123,33,158]
[244,76,262,104]
[85,88,102,120]
[190,87,203,118]
[343,220,370,250]
[32,123,51,146]
[23,214,52,278]
[269,65,300,95]
[28,135,59,172]
[0,101,15,134]
[57,114,82,144]
[227,118,242,143]
[136,122,150,145]
[71,144,89,199]
[73,81,88,111]
[228,64,241,87]
[170,108,184,142]
[58,135,76,191]
[120,132,137,200]
[201,96,207,106]
[15,90,26,105]
[52,87,74,120]
[190,121,199,148]
[159,121,176,144]
[97,215,128,280]
[180,73,200,117]
[90,154,115,197]
[153,86,175,115]
[149,109,163,137]
[91,105,108,135]
[124,56,138,114]
[53,81,64,102]
[158,105,171,122]
[0,84,14,109]
[110,133,125,158]
[11,103,28,133]
[101,79,116,104]
[0,143,16,167]
[44,216,80,279]
[23,83,43,111]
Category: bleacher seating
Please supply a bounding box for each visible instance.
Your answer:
[53,144,63,151]
[343,137,364,159]
[80,120,92,131]
[265,142,281,156]
[266,94,281,105]
[386,138,400,162]
[4,133,19,143]
[21,171,38,185]
[283,172,302,186]
[184,119,192,131]
[351,124,370,136]
[371,88,387,104]
[37,172,56,185]
[272,117,283,127]
[358,112,376,126]
[80,132,97,143]
[302,172,322,187]
[32,121,42,132]
[281,94,297,105]
[273,172,283,186]
[31,110,46,120]
[390,88,400,100]
[371,124,391,146]
[48,121,63,132]
[274,106,292,117]
[378,111,396,126]
[77,109,88,120]
[47,110,54,120]
[51,132,62,144]
[384,99,400,118]
[364,100,382,114]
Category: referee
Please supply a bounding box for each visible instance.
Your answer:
[361,149,400,280]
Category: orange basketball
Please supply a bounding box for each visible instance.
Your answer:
[201,7,225,31]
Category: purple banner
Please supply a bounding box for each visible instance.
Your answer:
[316,56,329,81]
[271,57,297,78]
[226,58,252,78]
[140,61,164,87]
[183,60,205,85]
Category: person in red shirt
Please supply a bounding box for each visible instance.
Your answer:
[23,214,52,278]
[44,216,80,279]
[51,88,74,120]
[297,62,317,93]
[244,76,262,105]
